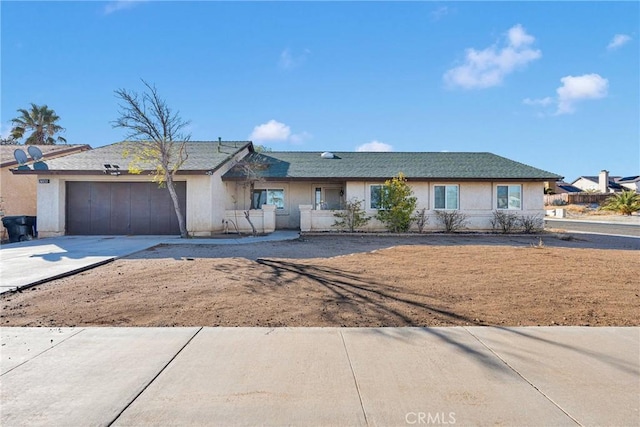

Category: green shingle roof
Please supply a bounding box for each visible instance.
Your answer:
[223,151,562,181]
[19,142,562,181]
[26,141,251,174]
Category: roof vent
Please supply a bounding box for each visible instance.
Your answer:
[320,151,335,159]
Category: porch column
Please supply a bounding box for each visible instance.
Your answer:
[299,204,312,232]
[262,204,276,233]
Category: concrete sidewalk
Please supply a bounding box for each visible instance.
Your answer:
[0,231,299,293]
[1,327,638,426]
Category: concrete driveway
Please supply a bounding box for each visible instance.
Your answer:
[0,236,169,293]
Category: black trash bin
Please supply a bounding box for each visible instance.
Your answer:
[2,216,37,243]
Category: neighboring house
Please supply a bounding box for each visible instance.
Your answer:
[12,141,562,236]
[1,144,91,239]
[549,181,583,194]
[616,176,640,192]
[572,170,626,193]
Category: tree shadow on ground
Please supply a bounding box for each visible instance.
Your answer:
[254,258,479,326]
[252,258,518,373]
[470,326,640,377]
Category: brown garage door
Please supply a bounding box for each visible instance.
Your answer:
[66,181,186,235]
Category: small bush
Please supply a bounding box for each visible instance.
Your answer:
[491,211,519,233]
[434,210,467,233]
[375,173,418,233]
[412,208,428,233]
[530,237,545,249]
[551,199,567,206]
[333,198,370,232]
[519,215,544,234]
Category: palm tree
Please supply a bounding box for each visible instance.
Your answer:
[10,103,67,145]
[601,190,640,216]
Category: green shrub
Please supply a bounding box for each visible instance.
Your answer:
[375,173,418,233]
[600,190,640,216]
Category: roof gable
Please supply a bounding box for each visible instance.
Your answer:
[223,151,562,181]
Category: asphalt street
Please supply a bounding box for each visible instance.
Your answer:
[545,218,640,237]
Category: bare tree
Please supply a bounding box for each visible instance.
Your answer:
[112,80,190,238]
[233,154,270,236]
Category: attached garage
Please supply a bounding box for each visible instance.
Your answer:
[66,181,186,235]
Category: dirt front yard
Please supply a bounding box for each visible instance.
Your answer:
[2,234,638,327]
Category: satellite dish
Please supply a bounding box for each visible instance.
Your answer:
[28,146,44,161]
[14,149,28,165]
[33,162,49,170]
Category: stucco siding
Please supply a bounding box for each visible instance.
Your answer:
[186,175,213,235]
[0,168,38,217]
[36,177,65,237]
[460,182,492,210]
[301,180,546,232]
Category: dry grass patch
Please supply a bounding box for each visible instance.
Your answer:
[2,243,638,327]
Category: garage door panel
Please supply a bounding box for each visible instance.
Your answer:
[148,183,185,235]
[66,182,91,235]
[130,183,151,235]
[110,183,131,235]
[66,182,186,235]
[90,183,111,235]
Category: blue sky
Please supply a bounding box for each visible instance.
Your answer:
[1,1,638,182]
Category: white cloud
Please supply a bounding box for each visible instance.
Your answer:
[607,34,632,50]
[249,120,311,145]
[356,140,393,152]
[279,48,311,70]
[104,0,146,15]
[250,120,291,142]
[556,74,608,115]
[443,24,541,89]
[523,97,553,107]
[523,74,609,115]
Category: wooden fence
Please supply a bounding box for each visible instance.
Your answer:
[544,193,612,206]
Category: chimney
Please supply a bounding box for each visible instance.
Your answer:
[598,170,609,193]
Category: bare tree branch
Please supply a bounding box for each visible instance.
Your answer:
[112,80,191,238]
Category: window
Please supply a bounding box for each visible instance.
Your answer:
[497,185,521,210]
[434,185,459,209]
[370,185,384,209]
[252,189,284,209]
[315,188,322,209]
[315,187,344,210]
